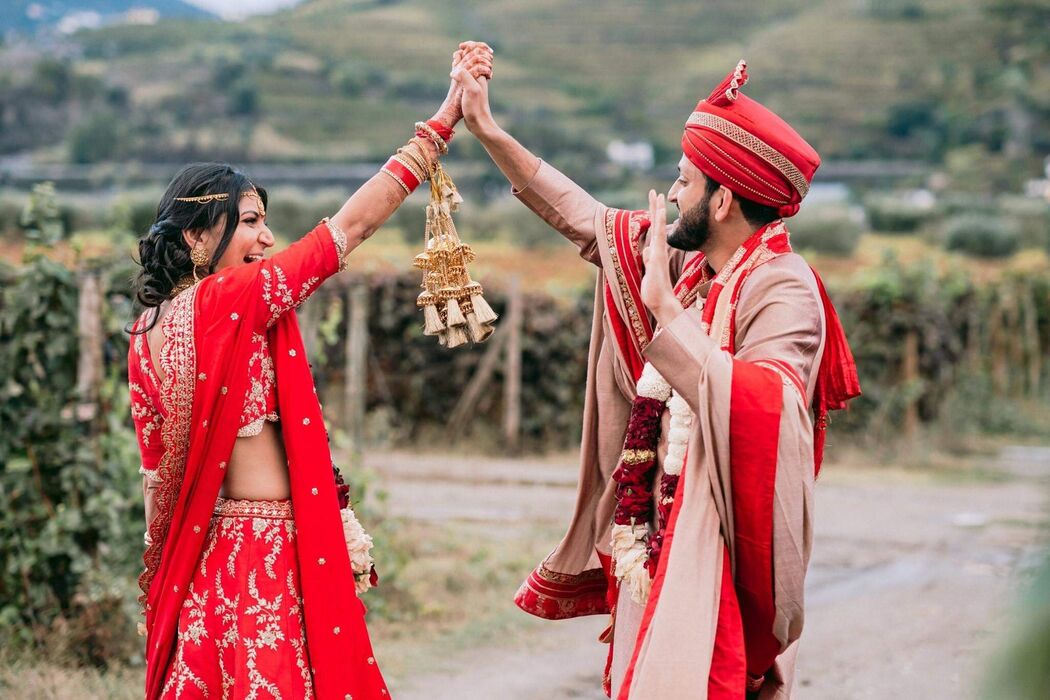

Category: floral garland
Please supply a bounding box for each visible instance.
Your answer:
[610,363,694,604]
[334,465,377,596]
[609,246,710,606]
[341,507,376,596]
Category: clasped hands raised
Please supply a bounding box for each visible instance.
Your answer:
[446,43,680,329]
[431,41,494,131]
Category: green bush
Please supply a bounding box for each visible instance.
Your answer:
[0,184,141,662]
[866,0,926,19]
[228,76,259,117]
[864,193,937,233]
[999,196,1050,250]
[787,203,864,256]
[67,113,122,165]
[0,192,25,235]
[449,198,567,249]
[328,61,385,97]
[938,377,1050,438]
[945,214,1020,258]
[20,183,64,244]
[938,191,998,217]
[0,254,141,660]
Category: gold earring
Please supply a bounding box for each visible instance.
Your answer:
[191,243,210,281]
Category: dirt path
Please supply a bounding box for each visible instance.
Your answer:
[369,447,1049,700]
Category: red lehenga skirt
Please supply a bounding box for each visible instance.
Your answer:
[160,498,314,699]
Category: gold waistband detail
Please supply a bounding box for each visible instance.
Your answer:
[214,497,293,520]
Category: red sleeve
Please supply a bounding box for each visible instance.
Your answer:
[200,219,347,330]
[128,327,164,481]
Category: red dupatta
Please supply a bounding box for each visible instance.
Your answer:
[140,223,388,700]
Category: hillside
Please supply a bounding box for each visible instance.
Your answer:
[0,0,1046,176]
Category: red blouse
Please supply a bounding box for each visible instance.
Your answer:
[129,219,348,481]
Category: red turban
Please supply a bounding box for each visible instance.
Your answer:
[682,60,820,218]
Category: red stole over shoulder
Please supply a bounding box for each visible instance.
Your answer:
[141,225,388,699]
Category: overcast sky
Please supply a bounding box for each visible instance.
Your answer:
[182,0,303,20]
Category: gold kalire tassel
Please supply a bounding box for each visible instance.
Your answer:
[413,161,497,347]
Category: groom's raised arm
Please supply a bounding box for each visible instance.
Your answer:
[453,68,602,265]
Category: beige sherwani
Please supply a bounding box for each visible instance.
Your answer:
[513,161,825,699]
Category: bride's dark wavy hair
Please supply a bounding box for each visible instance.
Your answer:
[129,162,267,334]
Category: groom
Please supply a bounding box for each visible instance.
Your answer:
[453,53,859,698]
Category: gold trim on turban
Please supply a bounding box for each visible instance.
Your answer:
[687,112,810,198]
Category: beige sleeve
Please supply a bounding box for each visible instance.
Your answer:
[641,256,823,413]
[642,305,717,410]
[732,256,823,402]
[513,160,603,265]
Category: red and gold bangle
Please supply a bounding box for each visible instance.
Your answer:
[414,120,449,155]
[381,156,423,194]
[426,119,453,143]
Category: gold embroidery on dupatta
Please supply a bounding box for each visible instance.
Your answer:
[675,261,711,310]
[139,285,197,605]
[515,564,608,619]
[702,243,748,338]
[706,221,789,348]
[603,209,651,350]
[754,361,805,405]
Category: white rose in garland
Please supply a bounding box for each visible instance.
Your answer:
[340,506,375,596]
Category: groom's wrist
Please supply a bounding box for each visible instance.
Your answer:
[651,295,682,329]
[473,118,504,145]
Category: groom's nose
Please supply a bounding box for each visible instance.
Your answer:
[667,182,680,204]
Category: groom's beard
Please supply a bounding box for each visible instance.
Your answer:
[667,197,711,251]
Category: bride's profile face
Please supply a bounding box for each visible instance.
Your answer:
[193,192,275,271]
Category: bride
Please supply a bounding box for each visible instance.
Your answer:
[126,42,493,699]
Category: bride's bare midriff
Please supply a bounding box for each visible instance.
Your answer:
[222,424,292,500]
[147,303,292,502]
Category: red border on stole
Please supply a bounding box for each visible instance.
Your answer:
[729,360,783,678]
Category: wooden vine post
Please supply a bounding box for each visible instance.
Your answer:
[901,330,920,440]
[503,277,523,454]
[344,281,369,470]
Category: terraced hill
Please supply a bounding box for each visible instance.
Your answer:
[1,0,1046,170]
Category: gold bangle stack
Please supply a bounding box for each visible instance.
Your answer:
[395,140,432,182]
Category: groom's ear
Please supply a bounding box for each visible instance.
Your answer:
[713,187,734,223]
